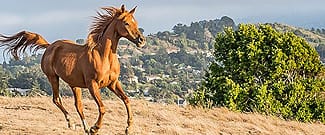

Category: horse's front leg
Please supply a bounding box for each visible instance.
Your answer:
[88,80,105,134]
[108,81,133,135]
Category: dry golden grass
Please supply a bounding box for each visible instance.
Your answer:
[0,96,325,135]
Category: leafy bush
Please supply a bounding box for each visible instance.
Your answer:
[190,24,325,123]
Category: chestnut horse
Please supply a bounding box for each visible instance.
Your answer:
[0,5,145,134]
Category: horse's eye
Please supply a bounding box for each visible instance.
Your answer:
[125,22,129,26]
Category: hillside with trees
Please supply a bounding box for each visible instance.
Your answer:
[1,16,325,106]
[0,16,236,102]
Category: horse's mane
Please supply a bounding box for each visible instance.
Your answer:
[87,7,121,49]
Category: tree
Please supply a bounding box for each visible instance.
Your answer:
[27,80,46,96]
[0,65,10,96]
[139,28,144,34]
[76,39,85,44]
[190,24,325,123]
[172,23,186,35]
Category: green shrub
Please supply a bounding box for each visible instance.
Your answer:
[190,24,325,123]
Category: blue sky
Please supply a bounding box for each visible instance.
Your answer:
[0,0,325,62]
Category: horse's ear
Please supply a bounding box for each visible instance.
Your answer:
[129,6,137,14]
[121,5,126,12]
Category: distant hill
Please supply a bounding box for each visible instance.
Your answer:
[116,16,237,103]
[2,16,325,104]
[117,17,325,103]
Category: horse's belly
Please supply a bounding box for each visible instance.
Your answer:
[55,65,87,88]
[60,75,87,88]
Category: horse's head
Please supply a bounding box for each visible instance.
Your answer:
[115,5,145,48]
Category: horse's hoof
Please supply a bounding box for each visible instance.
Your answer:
[84,127,98,135]
[87,126,99,135]
[69,124,76,130]
[125,126,133,135]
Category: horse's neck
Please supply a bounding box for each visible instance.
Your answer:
[88,39,118,70]
[87,20,120,64]
[91,35,119,66]
[100,22,120,56]
[101,35,119,55]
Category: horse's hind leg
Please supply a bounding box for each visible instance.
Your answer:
[108,81,133,134]
[48,75,72,128]
[71,87,90,132]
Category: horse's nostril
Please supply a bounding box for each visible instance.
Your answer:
[138,37,144,43]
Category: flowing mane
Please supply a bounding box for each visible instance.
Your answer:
[87,7,121,49]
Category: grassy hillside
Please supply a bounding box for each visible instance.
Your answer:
[0,97,324,135]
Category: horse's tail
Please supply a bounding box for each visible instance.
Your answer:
[0,31,50,60]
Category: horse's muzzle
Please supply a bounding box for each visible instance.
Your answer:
[135,36,145,48]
